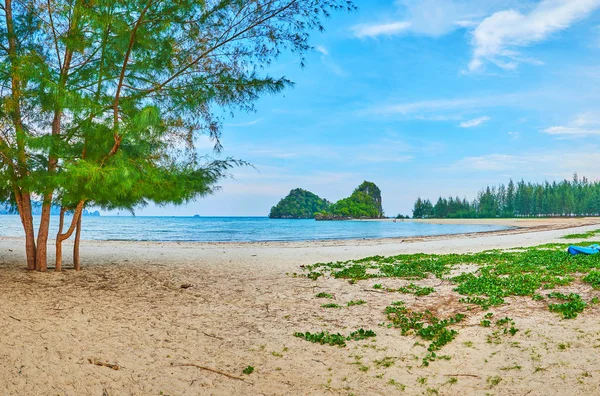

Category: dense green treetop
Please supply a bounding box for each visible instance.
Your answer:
[269,188,330,219]
[316,180,384,220]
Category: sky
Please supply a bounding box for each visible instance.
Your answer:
[131,0,600,217]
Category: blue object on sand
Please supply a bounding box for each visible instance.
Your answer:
[568,244,600,255]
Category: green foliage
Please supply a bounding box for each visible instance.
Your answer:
[321,303,341,309]
[294,331,348,347]
[392,284,435,296]
[384,301,465,366]
[347,300,366,307]
[294,328,376,347]
[413,175,600,218]
[269,189,330,219]
[242,366,255,375]
[562,229,600,239]
[584,271,600,288]
[547,293,587,319]
[316,181,383,219]
[301,243,600,364]
[315,292,334,299]
[347,329,377,341]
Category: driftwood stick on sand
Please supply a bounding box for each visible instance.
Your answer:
[173,363,247,382]
[88,359,120,370]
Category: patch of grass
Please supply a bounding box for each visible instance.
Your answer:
[391,283,435,296]
[315,292,334,299]
[561,229,600,239]
[321,303,342,309]
[446,377,458,385]
[242,366,254,375]
[374,356,396,368]
[373,283,383,289]
[387,379,406,391]
[500,364,522,371]
[347,300,366,307]
[487,376,502,388]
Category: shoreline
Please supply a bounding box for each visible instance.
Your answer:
[2,217,599,249]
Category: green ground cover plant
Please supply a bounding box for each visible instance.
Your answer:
[301,242,600,366]
[561,229,600,240]
[294,329,376,347]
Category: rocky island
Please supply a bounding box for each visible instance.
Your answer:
[269,188,331,219]
[315,181,383,220]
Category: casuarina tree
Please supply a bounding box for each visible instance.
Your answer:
[0,0,355,271]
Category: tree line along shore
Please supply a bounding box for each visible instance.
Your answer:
[269,174,600,220]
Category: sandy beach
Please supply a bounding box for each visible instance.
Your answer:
[2,218,600,395]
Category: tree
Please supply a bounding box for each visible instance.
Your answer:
[269,189,330,218]
[411,175,600,219]
[0,0,355,271]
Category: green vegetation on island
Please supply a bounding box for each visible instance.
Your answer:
[315,181,384,220]
[413,174,600,219]
[269,189,331,219]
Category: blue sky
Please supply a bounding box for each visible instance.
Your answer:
[135,0,600,217]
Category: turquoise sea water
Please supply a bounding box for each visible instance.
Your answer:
[0,215,510,242]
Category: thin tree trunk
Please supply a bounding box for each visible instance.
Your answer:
[73,214,82,271]
[14,190,36,270]
[55,207,66,272]
[55,202,84,271]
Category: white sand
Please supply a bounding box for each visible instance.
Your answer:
[1,218,600,395]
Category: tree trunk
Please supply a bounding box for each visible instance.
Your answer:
[36,195,52,272]
[55,208,66,272]
[55,202,84,271]
[15,190,36,270]
[73,214,82,271]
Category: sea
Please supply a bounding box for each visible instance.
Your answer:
[0,215,511,243]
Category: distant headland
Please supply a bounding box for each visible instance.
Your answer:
[269,181,384,220]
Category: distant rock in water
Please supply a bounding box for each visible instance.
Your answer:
[269,188,331,219]
[193,214,201,218]
[315,181,384,221]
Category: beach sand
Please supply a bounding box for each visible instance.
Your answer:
[2,218,600,395]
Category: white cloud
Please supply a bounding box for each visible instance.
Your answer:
[544,111,600,137]
[452,154,522,171]
[315,45,329,56]
[543,126,600,136]
[460,116,490,128]
[469,0,600,71]
[508,131,520,139]
[574,111,600,126]
[352,21,411,38]
[450,149,600,176]
[314,45,348,77]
